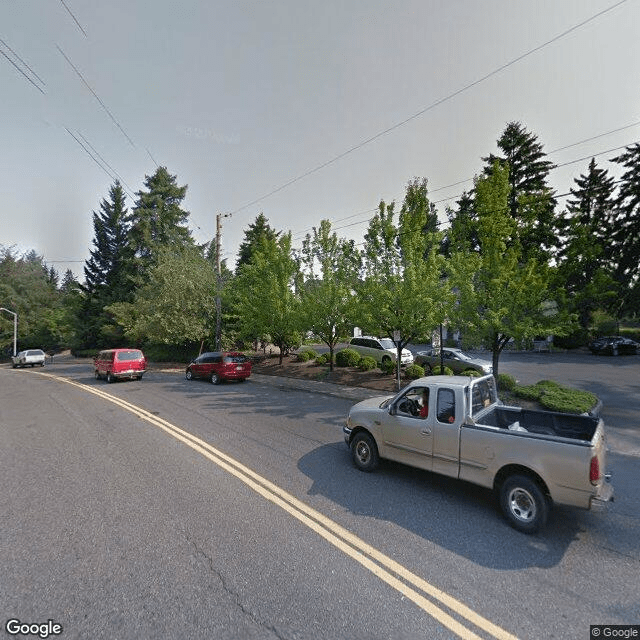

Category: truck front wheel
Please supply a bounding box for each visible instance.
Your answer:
[499,475,548,534]
[351,432,379,472]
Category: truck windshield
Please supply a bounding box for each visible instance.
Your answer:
[470,377,498,417]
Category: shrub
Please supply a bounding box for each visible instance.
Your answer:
[380,358,396,375]
[462,369,481,378]
[404,363,425,379]
[335,348,361,367]
[296,348,317,362]
[513,380,597,414]
[432,365,454,376]
[539,387,597,414]
[553,328,590,349]
[496,373,516,391]
[357,356,378,371]
[513,384,543,401]
[315,353,334,366]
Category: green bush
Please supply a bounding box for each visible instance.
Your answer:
[335,348,361,367]
[296,348,317,362]
[553,328,590,349]
[357,356,378,371]
[513,384,543,401]
[380,358,396,375]
[497,373,517,392]
[315,353,334,366]
[539,387,597,414]
[462,369,481,378]
[512,380,597,414]
[404,363,425,379]
[432,365,454,376]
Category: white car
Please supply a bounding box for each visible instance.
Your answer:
[348,336,413,366]
[12,349,46,368]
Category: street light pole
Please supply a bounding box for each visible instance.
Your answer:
[0,307,18,357]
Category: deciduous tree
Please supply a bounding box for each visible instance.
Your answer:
[300,219,360,370]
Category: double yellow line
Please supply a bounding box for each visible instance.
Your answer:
[35,371,518,640]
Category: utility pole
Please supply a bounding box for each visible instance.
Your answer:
[215,214,222,351]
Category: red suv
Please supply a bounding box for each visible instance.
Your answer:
[94,348,147,383]
[185,351,251,384]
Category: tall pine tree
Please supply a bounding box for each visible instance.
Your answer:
[610,143,640,317]
[555,158,617,327]
[235,213,280,273]
[78,181,132,348]
[128,166,193,278]
[483,122,557,261]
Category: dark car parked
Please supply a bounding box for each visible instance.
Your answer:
[588,336,639,356]
[185,351,252,384]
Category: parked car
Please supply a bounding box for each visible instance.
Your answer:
[185,351,252,384]
[348,336,413,366]
[414,347,492,375]
[588,336,639,356]
[94,348,147,382]
[12,349,46,368]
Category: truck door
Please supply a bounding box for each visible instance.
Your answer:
[432,387,461,477]
[380,386,433,471]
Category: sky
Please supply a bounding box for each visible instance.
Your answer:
[1,0,639,282]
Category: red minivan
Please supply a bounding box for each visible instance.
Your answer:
[94,348,147,383]
[185,351,251,384]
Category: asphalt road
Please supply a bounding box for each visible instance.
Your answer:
[1,361,638,640]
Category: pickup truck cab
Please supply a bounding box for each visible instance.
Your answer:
[344,375,614,533]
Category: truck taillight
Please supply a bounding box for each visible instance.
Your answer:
[590,455,600,485]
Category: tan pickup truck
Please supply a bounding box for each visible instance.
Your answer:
[343,375,614,533]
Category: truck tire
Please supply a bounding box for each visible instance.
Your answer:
[351,432,379,472]
[500,474,548,534]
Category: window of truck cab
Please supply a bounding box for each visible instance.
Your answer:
[436,388,456,423]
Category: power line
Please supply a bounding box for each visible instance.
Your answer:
[0,38,46,87]
[75,130,136,197]
[56,44,135,147]
[59,0,88,38]
[227,0,627,219]
[0,40,45,94]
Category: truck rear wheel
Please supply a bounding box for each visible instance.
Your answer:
[500,475,548,534]
[351,432,379,472]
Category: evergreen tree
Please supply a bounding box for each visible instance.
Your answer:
[0,247,67,351]
[555,158,617,327]
[483,121,557,260]
[128,166,193,276]
[610,143,640,317]
[442,190,477,257]
[78,181,132,348]
[236,213,280,273]
[83,181,131,299]
[60,269,79,294]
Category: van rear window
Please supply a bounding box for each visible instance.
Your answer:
[116,350,143,362]
[223,355,247,364]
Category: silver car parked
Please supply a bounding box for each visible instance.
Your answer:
[414,347,492,375]
[12,349,46,368]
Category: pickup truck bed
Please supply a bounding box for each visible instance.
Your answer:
[476,405,598,442]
